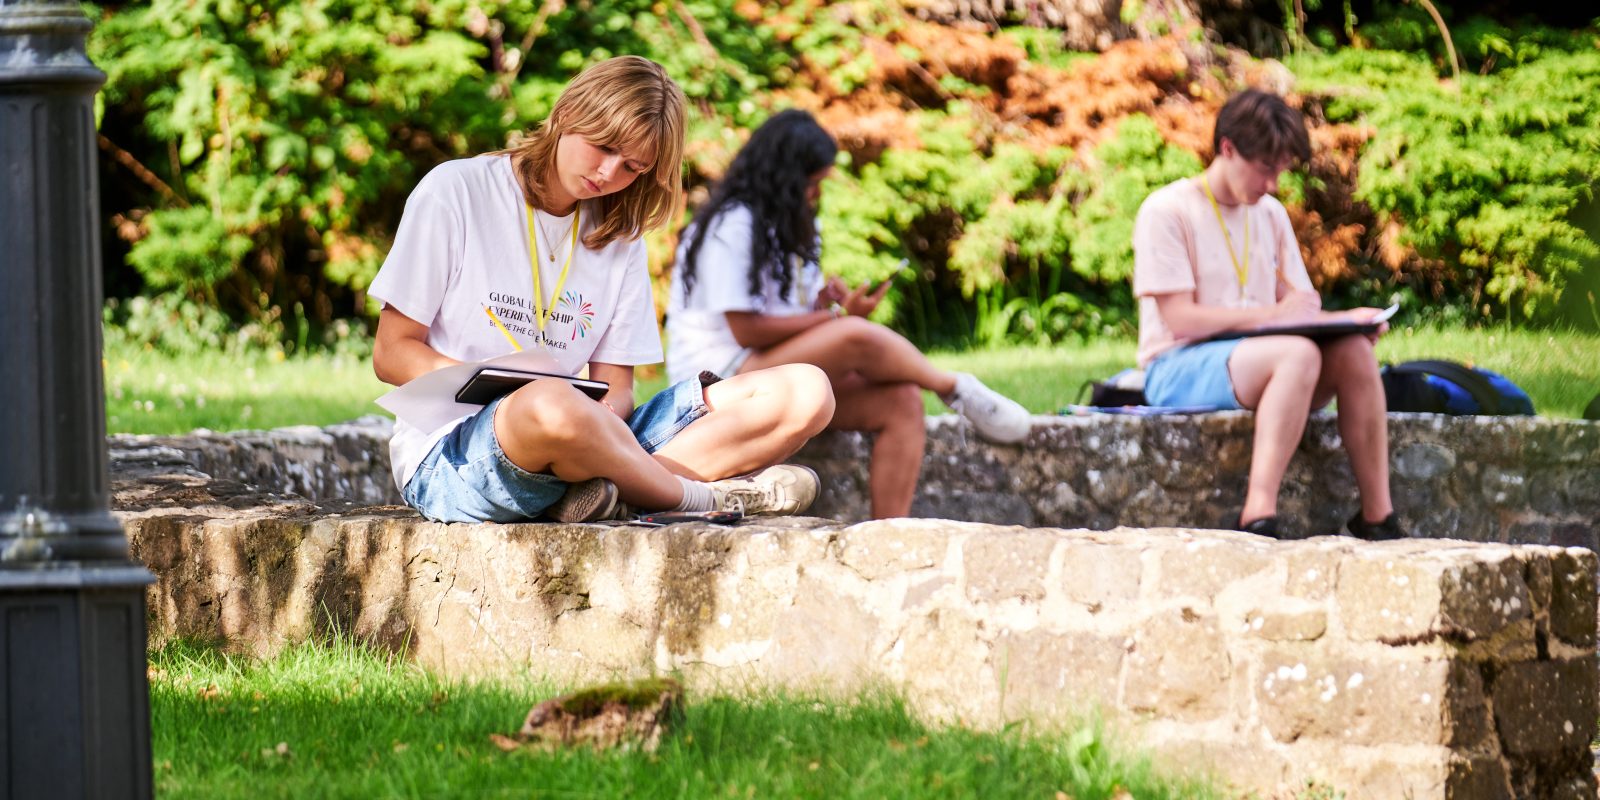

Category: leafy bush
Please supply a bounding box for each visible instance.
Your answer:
[91,0,779,341]
[88,0,1600,352]
[1289,41,1600,321]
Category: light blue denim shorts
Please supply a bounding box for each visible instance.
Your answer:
[402,374,715,523]
[1144,339,1244,410]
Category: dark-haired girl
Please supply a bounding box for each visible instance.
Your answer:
[667,109,1030,519]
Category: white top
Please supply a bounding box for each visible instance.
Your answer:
[665,204,822,383]
[1131,177,1312,366]
[368,155,664,489]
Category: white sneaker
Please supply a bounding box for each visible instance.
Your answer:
[945,373,1031,443]
[707,465,820,516]
[546,478,628,522]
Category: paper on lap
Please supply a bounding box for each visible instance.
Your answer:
[376,349,564,432]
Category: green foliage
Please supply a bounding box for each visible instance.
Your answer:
[1000,26,1098,71]
[91,0,781,340]
[1068,116,1202,286]
[89,0,1600,351]
[1290,42,1600,321]
[104,294,280,357]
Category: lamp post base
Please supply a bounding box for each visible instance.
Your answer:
[0,565,154,800]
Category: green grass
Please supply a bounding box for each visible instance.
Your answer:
[149,639,1217,799]
[105,325,1600,435]
[105,337,389,435]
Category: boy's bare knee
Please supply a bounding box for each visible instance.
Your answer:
[1324,335,1377,370]
[1277,338,1323,382]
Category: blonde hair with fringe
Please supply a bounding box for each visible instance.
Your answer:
[504,56,686,251]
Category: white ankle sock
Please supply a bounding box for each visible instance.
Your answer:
[672,476,714,512]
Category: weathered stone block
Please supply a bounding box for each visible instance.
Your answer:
[1393,442,1457,480]
[1056,539,1143,611]
[1337,554,1443,642]
[964,531,1057,602]
[1153,538,1273,601]
[1242,600,1328,642]
[898,607,995,723]
[1256,652,1487,748]
[1480,467,1530,507]
[1283,546,1341,600]
[836,522,949,579]
[992,630,1124,717]
[1490,659,1598,759]
[765,571,880,685]
[1123,611,1231,721]
[1548,549,1598,648]
[1439,554,1533,640]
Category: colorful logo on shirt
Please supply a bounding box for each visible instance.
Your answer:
[557,291,594,340]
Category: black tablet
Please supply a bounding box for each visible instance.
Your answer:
[454,368,609,405]
[1196,319,1382,344]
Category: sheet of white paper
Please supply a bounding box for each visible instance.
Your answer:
[1372,302,1400,324]
[375,350,564,432]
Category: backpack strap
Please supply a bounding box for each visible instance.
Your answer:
[1388,360,1503,415]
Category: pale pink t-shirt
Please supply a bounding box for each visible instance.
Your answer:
[1131,177,1313,366]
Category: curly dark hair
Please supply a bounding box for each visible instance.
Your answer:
[679,109,838,299]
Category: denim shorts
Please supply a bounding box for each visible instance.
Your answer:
[1144,339,1244,410]
[402,374,716,523]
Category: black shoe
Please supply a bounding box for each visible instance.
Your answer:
[1239,515,1280,538]
[1347,512,1405,541]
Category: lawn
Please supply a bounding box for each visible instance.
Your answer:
[105,325,1600,435]
[149,639,1217,800]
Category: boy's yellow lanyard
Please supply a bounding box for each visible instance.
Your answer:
[526,204,580,337]
[1201,177,1249,299]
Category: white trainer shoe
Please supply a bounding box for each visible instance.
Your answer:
[546,478,628,522]
[945,372,1031,443]
[707,465,820,516]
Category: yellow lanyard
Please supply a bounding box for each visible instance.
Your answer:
[526,204,579,334]
[1201,177,1250,295]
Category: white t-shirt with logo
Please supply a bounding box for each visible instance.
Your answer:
[369,155,664,490]
[665,204,822,384]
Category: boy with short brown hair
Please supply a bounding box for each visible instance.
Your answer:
[1132,89,1401,540]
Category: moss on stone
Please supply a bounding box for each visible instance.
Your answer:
[556,676,681,717]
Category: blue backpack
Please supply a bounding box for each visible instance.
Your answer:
[1380,360,1534,416]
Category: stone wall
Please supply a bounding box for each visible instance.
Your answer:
[114,460,1599,798]
[109,416,395,508]
[111,412,1600,543]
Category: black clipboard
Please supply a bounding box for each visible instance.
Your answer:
[454,368,609,405]
[1194,319,1382,344]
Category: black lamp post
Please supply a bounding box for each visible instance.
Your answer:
[0,1,154,797]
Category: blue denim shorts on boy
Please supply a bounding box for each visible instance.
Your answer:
[1144,339,1244,410]
[402,375,714,523]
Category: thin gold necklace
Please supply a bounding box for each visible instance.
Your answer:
[534,208,575,263]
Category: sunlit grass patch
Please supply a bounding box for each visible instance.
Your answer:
[105,325,1600,436]
[104,336,388,435]
[149,639,1219,800]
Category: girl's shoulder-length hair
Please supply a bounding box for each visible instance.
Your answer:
[500,55,686,250]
